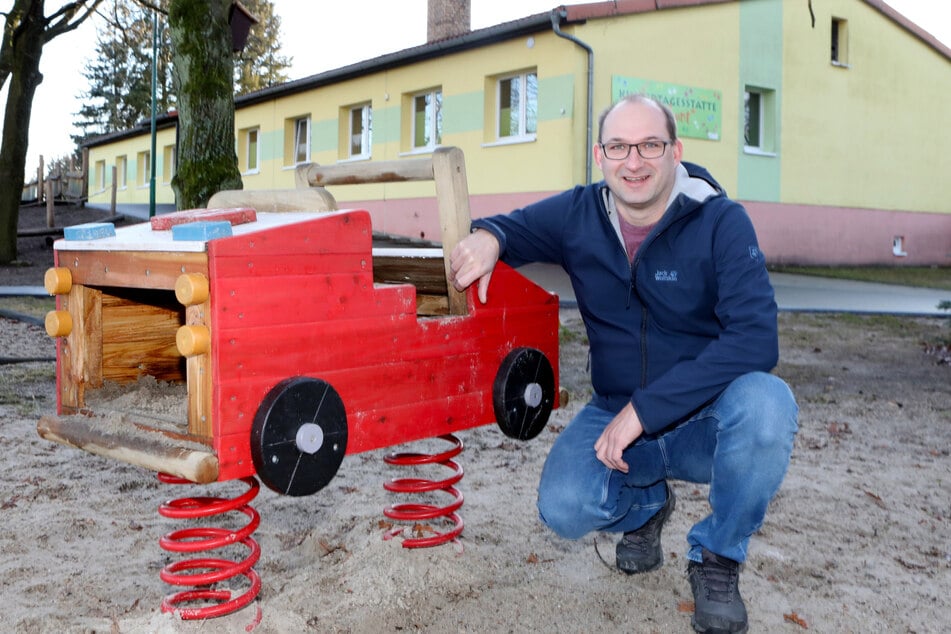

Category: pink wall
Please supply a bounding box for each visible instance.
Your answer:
[745,202,951,266]
[335,192,556,243]
[338,194,951,266]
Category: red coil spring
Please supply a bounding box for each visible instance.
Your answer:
[382,433,465,549]
[157,473,263,620]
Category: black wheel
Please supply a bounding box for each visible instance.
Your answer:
[492,347,555,440]
[251,377,348,496]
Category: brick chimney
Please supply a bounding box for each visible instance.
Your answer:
[428,0,471,42]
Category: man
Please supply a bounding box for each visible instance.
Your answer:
[449,94,798,633]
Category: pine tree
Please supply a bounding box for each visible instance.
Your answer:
[73,0,289,141]
[72,0,174,143]
[233,0,291,95]
[0,0,103,263]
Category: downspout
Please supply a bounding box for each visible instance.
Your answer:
[551,8,594,184]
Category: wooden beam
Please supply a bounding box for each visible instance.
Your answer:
[432,147,471,315]
[38,415,219,484]
[296,156,435,187]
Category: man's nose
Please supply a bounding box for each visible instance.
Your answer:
[624,149,644,167]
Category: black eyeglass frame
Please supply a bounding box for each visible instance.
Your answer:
[599,140,671,160]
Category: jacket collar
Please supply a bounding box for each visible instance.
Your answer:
[600,163,721,227]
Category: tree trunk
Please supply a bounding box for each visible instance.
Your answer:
[168,0,242,210]
[0,0,46,264]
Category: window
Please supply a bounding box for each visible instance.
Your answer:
[744,90,762,148]
[411,89,442,151]
[497,71,537,141]
[162,144,176,184]
[294,117,310,163]
[348,103,372,160]
[743,86,776,154]
[116,155,127,189]
[831,18,849,66]
[284,116,310,165]
[137,151,150,187]
[240,127,260,173]
[95,160,106,191]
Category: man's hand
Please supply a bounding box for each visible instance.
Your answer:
[594,402,644,473]
[449,229,500,304]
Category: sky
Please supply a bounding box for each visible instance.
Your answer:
[5,0,950,176]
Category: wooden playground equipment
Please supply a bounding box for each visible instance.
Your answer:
[37,147,561,619]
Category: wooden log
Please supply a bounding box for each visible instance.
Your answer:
[81,148,89,200]
[46,179,54,228]
[373,252,449,295]
[37,415,219,484]
[296,157,435,187]
[207,188,337,213]
[184,301,213,438]
[38,155,44,207]
[110,166,117,216]
[432,147,472,315]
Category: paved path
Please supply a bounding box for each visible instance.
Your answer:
[3,267,948,317]
[517,264,950,317]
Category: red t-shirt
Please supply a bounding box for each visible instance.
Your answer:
[618,214,655,263]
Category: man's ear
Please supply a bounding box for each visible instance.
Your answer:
[593,143,605,171]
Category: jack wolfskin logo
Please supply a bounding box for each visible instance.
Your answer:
[655,270,678,282]
[749,246,761,260]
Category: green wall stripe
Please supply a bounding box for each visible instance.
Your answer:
[738,0,783,202]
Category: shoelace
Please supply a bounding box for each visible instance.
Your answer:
[621,530,653,550]
[697,556,739,602]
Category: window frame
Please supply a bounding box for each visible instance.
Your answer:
[294,117,310,165]
[241,126,260,174]
[95,159,106,192]
[162,144,176,185]
[137,151,151,188]
[116,155,127,190]
[346,103,372,161]
[410,88,442,152]
[831,17,849,67]
[743,86,777,156]
[495,70,538,143]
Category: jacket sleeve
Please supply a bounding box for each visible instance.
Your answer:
[631,202,779,434]
[470,189,581,267]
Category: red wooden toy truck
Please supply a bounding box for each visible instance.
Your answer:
[38,147,560,498]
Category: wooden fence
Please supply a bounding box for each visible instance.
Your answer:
[21,151,88,205]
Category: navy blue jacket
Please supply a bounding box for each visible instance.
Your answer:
[472,162,778,435]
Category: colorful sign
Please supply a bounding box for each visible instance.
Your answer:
[612,76,722,141]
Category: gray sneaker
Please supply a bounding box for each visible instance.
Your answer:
[615,482,675,574]
[687,548,748,633]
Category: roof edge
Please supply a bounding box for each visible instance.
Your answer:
[863,0,951,61]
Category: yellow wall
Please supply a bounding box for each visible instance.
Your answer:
[781,0,951,212]
[86,0,949,218]
[87,127,178,207]
[574,4,742,192]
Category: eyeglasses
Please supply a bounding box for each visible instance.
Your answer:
[600,140,670,160]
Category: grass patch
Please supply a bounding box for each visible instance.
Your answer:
[0,295,55,318]
[769,265,951,291]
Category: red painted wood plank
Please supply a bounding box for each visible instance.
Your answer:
[207,273,414,329]
[150,207,257,231]
[208,252,369,280]
[208,210,372,258]
[211,312,491,380]
[346,392,491,454]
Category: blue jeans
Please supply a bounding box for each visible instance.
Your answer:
[536,372,798,563]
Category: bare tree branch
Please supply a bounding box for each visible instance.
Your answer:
[44,0,105,42]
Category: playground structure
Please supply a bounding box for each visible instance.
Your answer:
[36,147,561,619]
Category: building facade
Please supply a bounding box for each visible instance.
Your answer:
[84,0,951,265]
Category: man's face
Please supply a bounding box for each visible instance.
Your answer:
[594,100,683,225]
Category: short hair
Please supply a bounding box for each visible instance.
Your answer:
[597,94,678,143]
